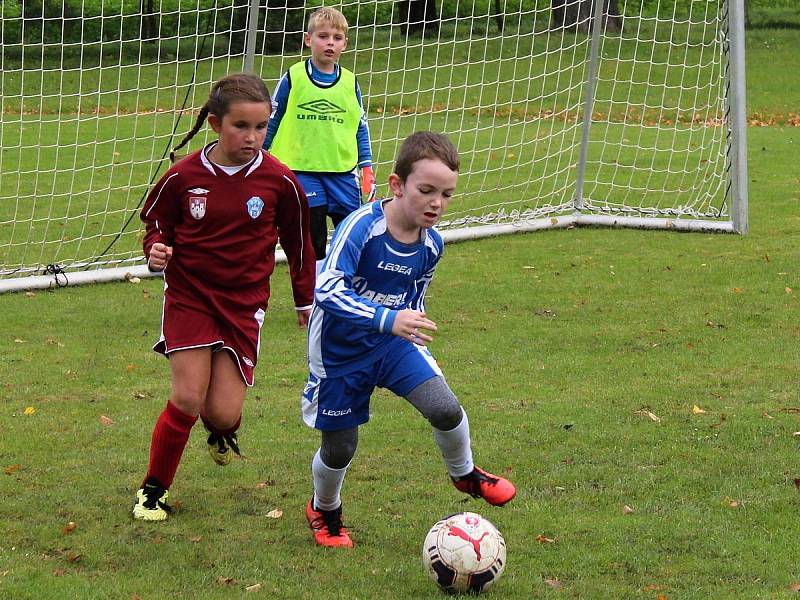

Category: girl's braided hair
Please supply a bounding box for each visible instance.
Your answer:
[170,73,271,163]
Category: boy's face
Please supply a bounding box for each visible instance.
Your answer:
[304,25,347,71]
[388,158,458,230]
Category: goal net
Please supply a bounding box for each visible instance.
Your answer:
[0,0,747,291]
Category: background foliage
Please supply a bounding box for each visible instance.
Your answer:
[2,0,797,48]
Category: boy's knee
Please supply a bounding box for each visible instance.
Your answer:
[320,427,358,469]
[406,376,463,431]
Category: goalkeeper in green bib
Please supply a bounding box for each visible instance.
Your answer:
[264,6,375,274]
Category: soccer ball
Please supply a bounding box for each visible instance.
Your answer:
[422,512,506,594]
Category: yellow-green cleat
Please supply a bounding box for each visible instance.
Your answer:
[207,432,241,466]
[132,480,172,521]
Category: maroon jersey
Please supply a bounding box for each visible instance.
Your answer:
[141,143,315,308]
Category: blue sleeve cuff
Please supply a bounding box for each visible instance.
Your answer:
[373,307,396,334]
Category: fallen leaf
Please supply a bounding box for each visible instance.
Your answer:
[100,415,114,426]
[4,464,21,475]
[535,534,555,544]
[789,582,800,592]
[189,536,202,543]
[24,406,36,415]
[794,478,800,489]
[543,578,562,589]
[724,497,740,508]
[732,287,743,293]
[786,287,793,295]
[65,552,82,563]
[245,583,263,592]
[217,576,235,585]
[14,339,27,344]
[634,409,661,423]
[657,595,668,600]
[52,568,66,576]
[692,405,706,415]
[266,509,283,519]
[25,292,35,298]
[63,522,77,534]
[622,505,635,514]
[126,364,137,371]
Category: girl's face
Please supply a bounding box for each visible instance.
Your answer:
[304,25,347,72]
[208,101,270,166]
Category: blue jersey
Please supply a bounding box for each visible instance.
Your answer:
[307,200,444,378]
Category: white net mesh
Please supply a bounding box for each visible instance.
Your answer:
[0,0,739,282]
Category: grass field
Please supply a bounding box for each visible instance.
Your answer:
[0,118,798,598]
[1,13,800,598]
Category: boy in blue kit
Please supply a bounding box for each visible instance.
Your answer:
[264,6,375,273]
[300,131,516,548]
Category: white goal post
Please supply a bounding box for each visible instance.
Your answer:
[0,0,747,292]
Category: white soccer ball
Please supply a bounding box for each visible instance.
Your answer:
[422,511,506,594]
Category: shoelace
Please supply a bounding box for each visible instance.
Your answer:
[460,471,499,499]
[142,485,173,513]
[310,509,345,537]
[209,432,241,456]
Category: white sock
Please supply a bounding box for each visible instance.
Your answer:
[315,259,325,277]
[311,448,349,511]
[433,409,474,478]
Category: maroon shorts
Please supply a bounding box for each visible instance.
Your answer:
[154,267,270,386]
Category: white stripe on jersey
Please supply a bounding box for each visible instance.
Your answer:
[143,172,180,218]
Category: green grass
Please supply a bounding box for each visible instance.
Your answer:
[0,122,799,597]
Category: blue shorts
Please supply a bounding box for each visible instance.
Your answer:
[301,338,443,431]
[296,172,361,216]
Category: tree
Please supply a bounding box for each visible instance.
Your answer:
[141,0,157,41]
[262,0,304,53]
[397,0,440,38]
[550,0,623,34]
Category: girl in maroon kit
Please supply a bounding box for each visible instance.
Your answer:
[133,73,315,521]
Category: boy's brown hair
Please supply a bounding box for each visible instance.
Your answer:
[393,132,460,181]
[307,6,348,36]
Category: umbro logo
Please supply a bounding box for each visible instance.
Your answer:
[298,99,345,115]
[188,187,209,195]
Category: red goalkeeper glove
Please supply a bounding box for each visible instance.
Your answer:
[361,166,376,203]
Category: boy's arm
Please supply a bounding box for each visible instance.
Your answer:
[263,72,290,151]
[355,80,376,201]
[314,218,400,334]
[275,172,315,311]
[355,80,372,169]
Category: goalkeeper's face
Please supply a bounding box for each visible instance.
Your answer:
[305,25,348,72]
[389,158,458,230]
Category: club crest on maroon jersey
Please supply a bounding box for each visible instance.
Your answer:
[246,196,264,219]
[189,197,206,220]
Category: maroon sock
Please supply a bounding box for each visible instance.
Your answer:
[144,401,198,488]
